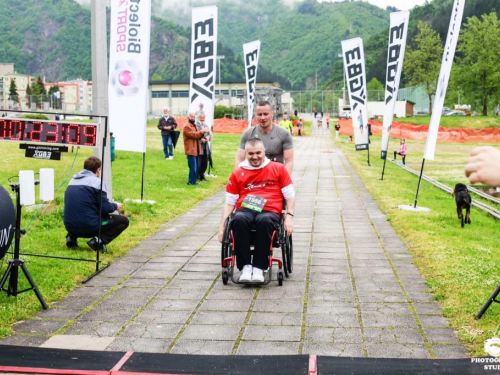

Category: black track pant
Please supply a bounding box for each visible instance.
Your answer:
[69,215,129,244]
[231,209,280,271]
[198,154,208,179]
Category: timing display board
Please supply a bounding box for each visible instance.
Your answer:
[0,118,98,147]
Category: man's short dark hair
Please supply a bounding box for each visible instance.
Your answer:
[84,156,102,173]
[256,101,272,109]
[245,138,265,150]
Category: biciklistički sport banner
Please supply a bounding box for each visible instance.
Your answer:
[243,40,261,128]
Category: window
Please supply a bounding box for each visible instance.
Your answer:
[215,90,229,95]
[172,91,189,98]
[231,90,243,97]
[152,91,169,98]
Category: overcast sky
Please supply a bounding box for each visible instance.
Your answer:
[326,0,428,11]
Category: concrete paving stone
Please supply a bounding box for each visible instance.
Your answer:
[359,303,411,315]
[307,302,357,315]
[106,337,171,353]
[364,328,425,344]
[161,250,197,257]
[352,267,394,275]
[93,298,148,310]
[404,283,432,293]
[252,299,304,313]
[310,265,350,274]
[188,257,220,265]
[242,325,302,342]
[170,340,234,355]
[101,263,142,278]
[311,242,347,250]
[248,312,302,326]
[126,249,159,257]
[311,252,347,260]
[131,240,168,251]
[355,281,403,293]
[64,321,124,336]
[407,292,435,302]
[349,253,387,260]
[83,276,125,287]
[148,299,201,311]
[392,265,421,275]
[119,255,157,264]
[135,310,192,324]
[307,281,354,293]
[122,277,169,287]
[419,315,450,328]
[52,296,101,309]
[237,341,300,355]
[366,343,430,358]
[399,274,427,283]
[200,299,252,312]
[308,290,355,303]
[362,312,418,329]
[432,344,468,358]
[176,271,218,280]
[121,323,183,339]
[206,288,257,300]
[156,288,207,300]
[352,274,398,284]
[12,319,68,335]
[190,311,247,325]
[305,327,363,343]
[357,292,407,303]
[130,269,177,279]
[311,247,347,254]
[138,262,183,271]
[311,258,349,267]
[110,286,158,300]
[79,306,139,322]
[413,303,443,315]
[424,328,460,344]
[180,324,240,341]
[71,286,111,298]
[35,308,82,320]
[0,335,49,347]
[182,263,221,272]
[305,313,360,328]
[257,289,306,301]
[150,255,191,263]
[148,230,180,241]
[168,278,214,289]
[302,343,364,357]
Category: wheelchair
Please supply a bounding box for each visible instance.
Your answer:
[221,212,293,286]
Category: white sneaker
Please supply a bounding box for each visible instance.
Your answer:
[251,267,264,283]
[239,265,252,282]
[169,156,174,160]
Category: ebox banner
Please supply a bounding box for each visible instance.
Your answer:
[424,0,465,160]
[189,6,218,128]
[243,40,261,128]
[108,0,151,153]
[381,11,409,159]
[342,38,369,150]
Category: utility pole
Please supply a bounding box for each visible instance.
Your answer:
[91,0,112,199]
[315,70,318,91]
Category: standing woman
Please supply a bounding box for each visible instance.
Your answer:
[197,112,211,182]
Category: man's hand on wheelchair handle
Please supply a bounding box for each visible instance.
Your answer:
[284,215,294,236]
[218,223,225,243]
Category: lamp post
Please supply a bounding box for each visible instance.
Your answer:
[338,53,346,103]
[217,55,225,102]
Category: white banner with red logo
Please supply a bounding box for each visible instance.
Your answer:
[381,11,409,159]
[342,38,369,150]
[243,40,261,127]
[189,6,218,128]
[424,0,465,160]
[108,0,151,153]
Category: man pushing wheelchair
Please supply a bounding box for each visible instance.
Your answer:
[218,138,295,283]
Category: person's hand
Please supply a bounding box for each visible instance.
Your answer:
[115,202,123,210]
[203,127,210,133]
[202,139,207,143]
[163,125,168,130]
[465,146,500,186]
[218,224,225,243]
[284,215,294,236]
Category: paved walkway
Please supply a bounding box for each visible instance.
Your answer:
[0,127,467,358]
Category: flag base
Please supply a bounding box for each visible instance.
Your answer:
[398,205,431,212]
[125,198,156,204]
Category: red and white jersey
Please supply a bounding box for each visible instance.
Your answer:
[226,161,293,214]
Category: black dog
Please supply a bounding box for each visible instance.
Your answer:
[452,183,472,228]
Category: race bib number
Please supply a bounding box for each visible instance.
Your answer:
[241,194,267,212]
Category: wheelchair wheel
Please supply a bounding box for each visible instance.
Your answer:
[278,271,284,286]
[286,234,293,274]
[222,271,229,285]
[221,218,232,265]
[281,241,289,278]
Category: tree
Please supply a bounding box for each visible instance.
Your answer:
[403,21,443,115]
[48,85,61,109]
[26,83,32,107]
[8,79,19,102]
[453,12,500,115]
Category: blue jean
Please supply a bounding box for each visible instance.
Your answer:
[187,155,199,184]
[162,134,173,157]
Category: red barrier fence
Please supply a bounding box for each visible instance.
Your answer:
[172,118,306,135]
[338,119,500,143]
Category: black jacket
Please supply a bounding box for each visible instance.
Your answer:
[157,115,177,136]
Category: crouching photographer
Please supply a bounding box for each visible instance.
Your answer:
[64,156,129,251]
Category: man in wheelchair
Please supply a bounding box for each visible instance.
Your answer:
[218,138,295,283]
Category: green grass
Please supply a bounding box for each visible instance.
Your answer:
[0,120,240,338]
[386,116,500,129]
[337,135,500,356]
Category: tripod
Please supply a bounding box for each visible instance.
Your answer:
[476,284,500,320]
[0,183,47,309]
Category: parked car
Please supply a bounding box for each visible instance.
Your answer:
[444,110,466,116]
[415,111,429,116]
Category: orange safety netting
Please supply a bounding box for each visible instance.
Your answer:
[338,119,500,143]
[173,117,306,135]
